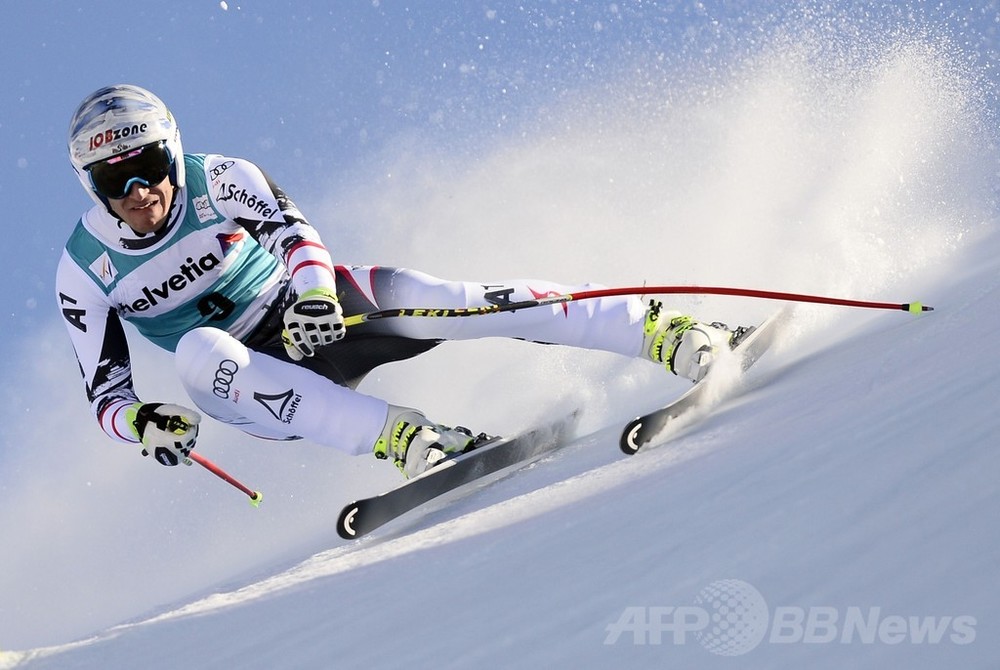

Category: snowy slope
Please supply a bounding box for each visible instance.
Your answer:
[3,10,1000,670]
[6,233,1000,670]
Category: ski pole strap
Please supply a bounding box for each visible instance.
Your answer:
[342,285,932,327]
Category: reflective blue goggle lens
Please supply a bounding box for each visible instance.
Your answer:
[87,141,173,200]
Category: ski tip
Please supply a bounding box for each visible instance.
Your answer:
[249,491,264,508]
[338,503,361,539]
[619,419,644,455]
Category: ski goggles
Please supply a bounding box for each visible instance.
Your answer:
[86,140,174,200]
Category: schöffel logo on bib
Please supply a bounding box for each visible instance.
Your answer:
[88,123,148,151]
[88,251,118,287]
[120,253,220,313]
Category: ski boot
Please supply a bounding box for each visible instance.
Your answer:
[641,300,754,383]
[373,406,477,478]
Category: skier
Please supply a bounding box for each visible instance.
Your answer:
[56,84,748,479]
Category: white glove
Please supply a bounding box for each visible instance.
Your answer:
[127,403,202,467]
[282,287,345,360]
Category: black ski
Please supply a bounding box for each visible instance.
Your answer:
[620,309,789,455]
[337,413,579,539]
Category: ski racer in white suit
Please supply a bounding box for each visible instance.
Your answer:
[56,85,745,479]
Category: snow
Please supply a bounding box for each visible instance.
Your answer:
[3,6,1000,670]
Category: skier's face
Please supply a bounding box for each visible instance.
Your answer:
[107,176,175,234]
